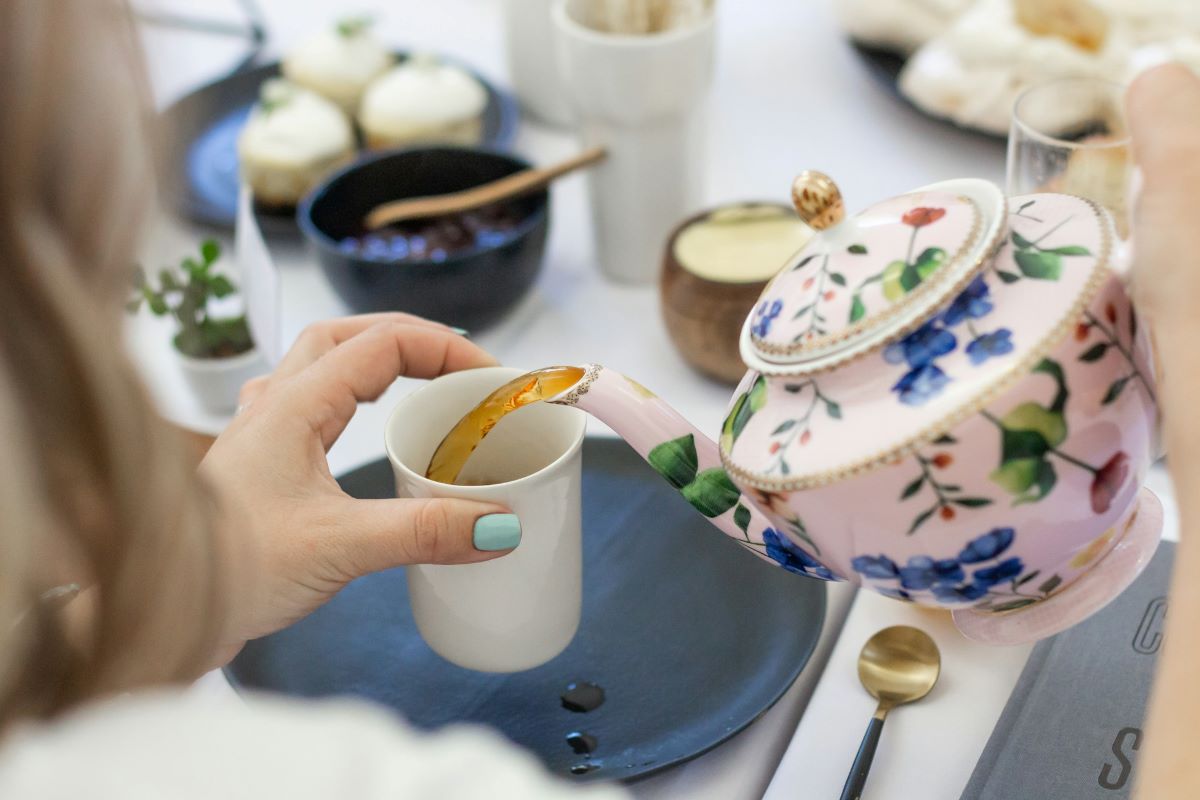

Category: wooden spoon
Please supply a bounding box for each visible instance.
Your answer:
[364,146,606,230]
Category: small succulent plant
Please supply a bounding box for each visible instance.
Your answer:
[128,240,254,359]
[336,15,373,37]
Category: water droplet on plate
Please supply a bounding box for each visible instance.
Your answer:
[561,681,605,713]
[566,731,597,754]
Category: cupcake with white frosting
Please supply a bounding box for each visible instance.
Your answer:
[237,79,355,207]
[281,17,394,114]
[358,54,488,149]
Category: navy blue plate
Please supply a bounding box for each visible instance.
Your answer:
[161,54,520,234]
[226,437,826,783]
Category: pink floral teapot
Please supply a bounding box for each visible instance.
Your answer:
[547,172,1161,644]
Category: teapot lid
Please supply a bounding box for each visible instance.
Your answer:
[724,180,1118,491]
[742,173,1005,375]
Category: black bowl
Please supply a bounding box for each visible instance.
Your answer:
[299,147,549,330]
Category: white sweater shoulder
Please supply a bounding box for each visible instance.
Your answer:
[0,690,627,800]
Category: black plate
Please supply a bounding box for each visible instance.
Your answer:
[850,39,1006,143]
[226,437,826,783]
[161,54,520,234]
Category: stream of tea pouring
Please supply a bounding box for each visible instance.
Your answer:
[422,363,791,582]
[425,366,587,484]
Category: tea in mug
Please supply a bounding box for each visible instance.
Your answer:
[425,366,585,484]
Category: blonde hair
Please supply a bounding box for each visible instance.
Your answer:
[0,0,223,722]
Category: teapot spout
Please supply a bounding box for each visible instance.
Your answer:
[547,365,833,579]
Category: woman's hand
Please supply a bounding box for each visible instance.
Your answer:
[1127,64,1200,800]
[1126,66,1200,457]
[1126,64,1200,330]
[197,313,515,666]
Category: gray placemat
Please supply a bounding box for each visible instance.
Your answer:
[961,541,1174,799]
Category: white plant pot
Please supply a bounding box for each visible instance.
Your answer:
[175,347,267,414]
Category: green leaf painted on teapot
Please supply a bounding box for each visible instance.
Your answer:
[1001,402,1067,448]
[721,395,746,453]
[649,434,743,519]
[1038,574,1063,594]
[733,504,751,534]
[988,455,1036,494]
[849,294,866,322]
[749,375,768,411]
[877,246,946,304]
[1004,209,1092,284]
[983,358,1120,507]
[900,444,996,536]
[1078,309,1157,408]
[915,247,947,279]
[1032,358,1069,413]
[881,260,907,302]
[998,427,1053,462]
[990,458,1057,505]
[1102,377,1130,405]
[988,598,1038,613]
[720,375,768,452]
[1014,250,1063,281]
[901,475,925,500]
[648,434,698,490]
[682,468,742,518]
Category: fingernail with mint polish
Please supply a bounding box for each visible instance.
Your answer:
[449,326,470,338]
[473,513,521,551]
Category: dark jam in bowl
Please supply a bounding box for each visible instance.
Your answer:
[341,202,525,263]
[299,147,548,328]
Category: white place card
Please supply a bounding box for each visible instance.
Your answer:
[235,185,282,364]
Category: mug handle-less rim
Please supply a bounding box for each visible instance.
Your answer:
[384,367,588,495]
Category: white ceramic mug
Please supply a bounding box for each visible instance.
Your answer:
[385,367,586,672]
[552,0,716,284]
[502,0,574,126]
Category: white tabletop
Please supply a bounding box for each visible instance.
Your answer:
[134,1,1179,798]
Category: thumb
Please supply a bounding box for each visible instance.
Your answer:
[1128,64,1200,178]
[323,497,521,579]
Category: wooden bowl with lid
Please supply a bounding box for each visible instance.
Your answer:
[660,203,811,384]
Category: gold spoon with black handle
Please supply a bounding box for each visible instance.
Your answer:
[839,625,941,800]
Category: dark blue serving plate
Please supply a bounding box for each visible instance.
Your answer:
[161,53,519,234]
[226,436,826,783]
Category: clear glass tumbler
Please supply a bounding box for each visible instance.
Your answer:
[1007,78,1132,237]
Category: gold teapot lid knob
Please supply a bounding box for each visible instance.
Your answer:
[791,171,845,231]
